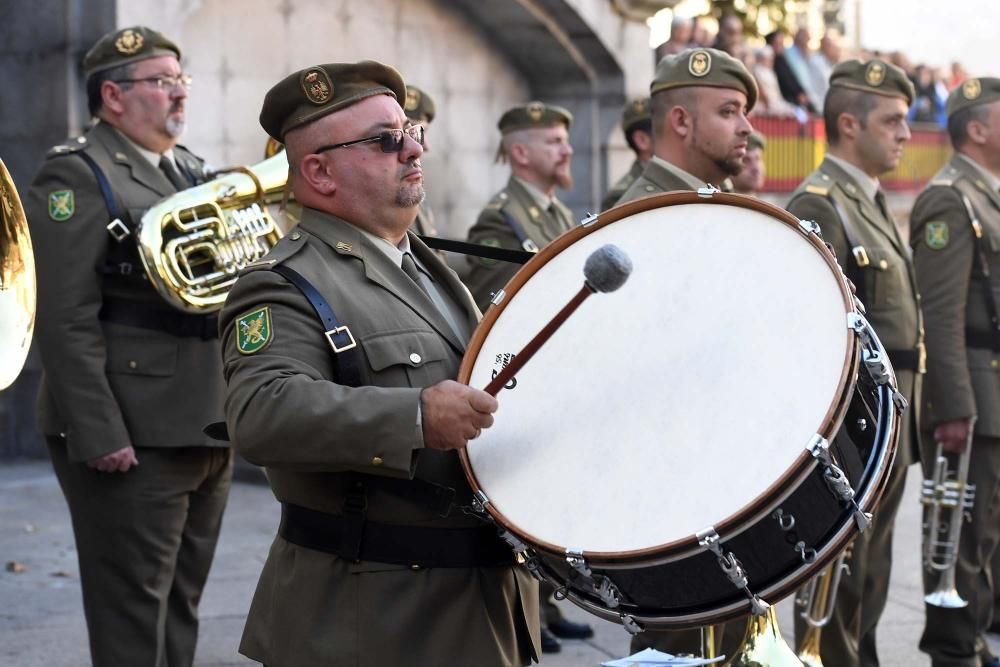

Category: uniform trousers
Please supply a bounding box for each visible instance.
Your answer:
[793,455,912,667]
[920,435,1000,667]
[48,437,232,667]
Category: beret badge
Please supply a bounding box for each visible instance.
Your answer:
[688,50,712,77]
[526,101,545,122]
[404,87,421,112]
[114,29,145,56]
[302,68,334,105]
[865,61,886,87]
[962,78,982,100]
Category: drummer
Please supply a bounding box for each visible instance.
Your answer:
[614,46,757,658]
[217,60,539,666]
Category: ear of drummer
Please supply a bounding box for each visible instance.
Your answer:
[284,115,340,204]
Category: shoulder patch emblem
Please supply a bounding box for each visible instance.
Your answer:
[925,222,949,250]
[236,306,273,355]
[48,190,74,221]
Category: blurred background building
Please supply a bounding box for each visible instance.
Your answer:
[2,0,998,458]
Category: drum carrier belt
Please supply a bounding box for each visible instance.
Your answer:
[71,151,218,338]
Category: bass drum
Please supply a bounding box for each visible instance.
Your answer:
[458,191,902,630]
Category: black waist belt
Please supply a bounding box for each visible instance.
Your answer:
[279,502,515,568]
[99,297,219,339]
[966,328,1000,351]
[887,348,919,372]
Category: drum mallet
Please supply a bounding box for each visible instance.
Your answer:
[484,244,632,396]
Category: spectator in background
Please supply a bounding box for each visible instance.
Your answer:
[910,64,946,125]
[947,61,969,91]
[691,16,715,48]
[752,46,803,119]
[656,16,693,60]
[732,131,767,196]
[785,27,823,111]
[715,14,746,59]
[766,30,814,113]
[809,30,842,105]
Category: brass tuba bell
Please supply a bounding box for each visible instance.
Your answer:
[0,157,36,390]
[137,152,288,313]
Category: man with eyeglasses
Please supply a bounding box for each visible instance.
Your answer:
[218,61,539,666]
[464,102,576,311]
[23,25,231,667]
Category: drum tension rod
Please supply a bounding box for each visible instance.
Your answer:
[696,528,770,616]
[807,435,873,532]
[565,549,625,610]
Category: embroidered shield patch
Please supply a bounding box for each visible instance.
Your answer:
[48,190,74,221]
[925,222,949,250]
[236,306,273,354]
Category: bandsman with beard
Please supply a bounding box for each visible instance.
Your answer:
[464,102,577,311]
[23,26,231,666]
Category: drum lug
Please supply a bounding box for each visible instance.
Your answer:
[471,490,491,516]
[696,527,771,616]
[848,313,895,386]
[697,185,721,198]
[798,218,821,235]
[489,289,506,307]
[892,389,909,413]
[580,212,599,227]
[620,613,644,635]
[565,549,624,609]
[808,435,873,533]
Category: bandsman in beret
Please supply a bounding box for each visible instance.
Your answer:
[618,47,758,660]
[22,25,230,666]
[910,76,1000,667]
[601,97,652,211]
[731,131,767,196]
[787,59,923,666]
[616,47,757,208]
[463,101,577,311]
[222,61,540,666]
[403,85,439,238]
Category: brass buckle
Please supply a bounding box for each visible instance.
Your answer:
[106,218,130,242]
[521,239,539,253]
[325,325,356,353]
[852,246,870,268]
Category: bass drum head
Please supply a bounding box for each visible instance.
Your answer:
[460,193,854,557]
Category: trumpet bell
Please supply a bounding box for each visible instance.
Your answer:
[724,607,804,667]
[0,158,35,390]
[137,152,288,313]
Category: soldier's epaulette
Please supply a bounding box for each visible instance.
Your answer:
[46,136,88,158]
[238,229,307,276]
[804,184,830,196]
[485,190,510,210]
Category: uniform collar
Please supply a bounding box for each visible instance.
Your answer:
[650,155,706,190]
[825,154,880,203]
[513,176,557,210]
[107,122,177,170]
[956,153,1000,194]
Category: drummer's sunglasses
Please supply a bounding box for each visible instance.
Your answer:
[314,125,425,154]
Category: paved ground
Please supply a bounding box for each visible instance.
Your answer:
[1,459,996,666]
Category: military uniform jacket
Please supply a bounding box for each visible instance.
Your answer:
[601,159,645,211]
[465,177,575,310]
[786,157,923,465]
[911,154,1000,437]
[24,120,224,462]
[220,208,538,666]
[616,155,705,204]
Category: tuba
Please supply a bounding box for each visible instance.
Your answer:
[0,157,36,390]
[137,152,288,313]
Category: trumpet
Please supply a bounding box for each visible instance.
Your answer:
[795,552,851,667]
[920,418,976,608]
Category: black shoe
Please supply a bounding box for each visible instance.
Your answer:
[548,618,595,640]
[983,659,1000,667]
[540,627,561,653]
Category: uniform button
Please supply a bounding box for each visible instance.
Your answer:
[128,360,137,369]
[371,456,384,466]
[992,360,999,369]
[291,232,301,240]
[879,260,888,270]
[409,352,421,364]
[645,185,655,192]
[410,564,421,571]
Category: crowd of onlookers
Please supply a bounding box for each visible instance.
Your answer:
[655,15,968,126]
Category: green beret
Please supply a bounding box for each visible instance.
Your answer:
[747,131,767,151]
[621,97,651,134]
[946,77,1000,117]
[404,85,436,123]
[498,101,573,133]
[828,59,915,106]
[259,61,406,141]
[651,48,758,112]
[82,26,181,78]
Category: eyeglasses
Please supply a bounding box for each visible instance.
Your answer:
[113,74,193,91]
[313,125,425,154]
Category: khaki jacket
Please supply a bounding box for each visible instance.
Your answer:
[786,157,923,465]
[24,120,224,461]
[911,154,1000,436]
[465,177,574,309]
[601,159,645,211]
[617,156,705,203]
[220,209,539,666]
